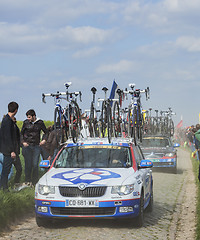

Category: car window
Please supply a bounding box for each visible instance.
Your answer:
[54,146,132,168]
[133,146,143,165]
[142,138,171,147]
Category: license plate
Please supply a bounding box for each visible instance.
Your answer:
[66,199,99,207]
[151,159,160,162]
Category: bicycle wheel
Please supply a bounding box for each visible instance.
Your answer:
[113,101,120,137]
[169,120,174,137]
[136,106,143,142]
[89,102,95,137]
[100,101,107,138]
[70,101,82,143]
[107,104,112,143]
[128,107,136,143]
[54,107,64,145]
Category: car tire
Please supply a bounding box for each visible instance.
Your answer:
[172,166,177,174]
[36,216,51,227]
[146,187,153,212]
[135,191,144,227]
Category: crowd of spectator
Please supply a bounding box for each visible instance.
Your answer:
[0,101,59,192]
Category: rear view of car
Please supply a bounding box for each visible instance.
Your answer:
[140,135,180,173]
[35,138,153,227]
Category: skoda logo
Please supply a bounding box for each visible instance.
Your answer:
[78,183,87,190]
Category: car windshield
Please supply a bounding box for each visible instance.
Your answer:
[141,138,171,148]
[54,145,132,168]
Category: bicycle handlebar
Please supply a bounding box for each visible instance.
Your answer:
[42,91,66,103]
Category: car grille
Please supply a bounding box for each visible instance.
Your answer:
[59,186,107,197]
[153,162,175,166]
[144,153,165,158]
[51,207,116,216]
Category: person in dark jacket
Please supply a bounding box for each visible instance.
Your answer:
[12,117,22,185]
[21,109,48,185]
[42,125,61,163]
[0,101,19,191]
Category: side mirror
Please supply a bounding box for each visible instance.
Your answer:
[39,160,50,169]
[174,143,180,148]
[139,159,153,169]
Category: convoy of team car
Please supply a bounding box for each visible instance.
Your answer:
[35,82,178,228]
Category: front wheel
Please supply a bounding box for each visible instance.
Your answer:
[54,107,64,145]
[135,191,144,227]
[36,216,51,227]
[113,101,120,137]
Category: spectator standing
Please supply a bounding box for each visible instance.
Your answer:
[195,124,200,161]
[42,125,61,163]
[0,101,19,191]
[11,117,22,186]
[21,109,48,186]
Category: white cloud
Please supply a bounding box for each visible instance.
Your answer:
[0,75,22,84]
[164,0,200,12]
[0,23,114,54]
[175,36,200,52]
[96,60,138,74]
[73,47,101,59]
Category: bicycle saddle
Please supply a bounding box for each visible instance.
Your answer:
[64,82,72,89]
[102,87,108,92]
[91,87,97,94]
[129,83,135,89]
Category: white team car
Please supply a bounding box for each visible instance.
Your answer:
[35,138,153,227]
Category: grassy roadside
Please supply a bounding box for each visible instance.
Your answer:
[0,188,35,231]
[185,145,200,240]
[0,120,53,233]
[191,155,200,240]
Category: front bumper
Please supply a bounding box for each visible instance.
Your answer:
[35,198,140,219]
[146,157,177,168]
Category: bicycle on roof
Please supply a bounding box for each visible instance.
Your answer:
[112,88,128,138]
[98,87,117,143]
[42,82,82,144]
[125,84,150,143]
[88,87,101,137]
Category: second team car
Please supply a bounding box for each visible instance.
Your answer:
[35,137,153,227]
[140,135,180,173]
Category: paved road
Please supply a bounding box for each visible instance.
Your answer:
[0,148,195,240]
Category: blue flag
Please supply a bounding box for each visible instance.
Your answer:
[109,80,118,107]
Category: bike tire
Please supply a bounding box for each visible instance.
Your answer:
[128,107,136,144]
[113,101,120,137]
[54,107,64,145]
[107,104,112,143]
[70,101,82,143]
[89,102,95,137]
[101,101,107,138]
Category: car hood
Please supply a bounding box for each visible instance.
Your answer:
[39,167,136,186]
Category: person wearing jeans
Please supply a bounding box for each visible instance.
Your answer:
[0,101,19,191]
[21,109,48,186]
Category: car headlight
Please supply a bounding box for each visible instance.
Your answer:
[111,184,134,195]
[165,153,174,157]
[38,184,55,195]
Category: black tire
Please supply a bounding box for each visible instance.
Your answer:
[171,165,177,174]
[54,107,64,145]
[89,102,95,137]
[135,191,144,228]
[70,102,81,143]
[101,101,107,137]
[107,104,112,143]
[113,101,120,137]
[146,186,153,212]
[36,216,51,227]
[169,120,175,137]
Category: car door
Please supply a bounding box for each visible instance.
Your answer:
[133,145,152,206]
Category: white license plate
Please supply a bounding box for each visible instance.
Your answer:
[66,199,99,207]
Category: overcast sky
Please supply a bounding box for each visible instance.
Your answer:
[0,0,200,127]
